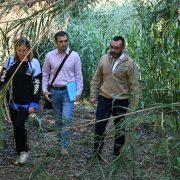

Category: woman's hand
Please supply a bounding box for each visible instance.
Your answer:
[28,107,35,114]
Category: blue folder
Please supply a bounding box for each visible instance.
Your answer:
[67,82,77,101]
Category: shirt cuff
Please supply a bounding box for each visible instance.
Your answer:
[29,102,39,109]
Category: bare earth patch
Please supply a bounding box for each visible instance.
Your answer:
[0,103,174,179]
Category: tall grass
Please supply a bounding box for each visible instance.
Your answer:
[126,0,179,106]
[65,0,179,106]
[0,0,179,178]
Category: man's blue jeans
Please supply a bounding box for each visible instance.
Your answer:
[51,89,74,149]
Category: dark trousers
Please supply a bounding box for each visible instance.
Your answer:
[94,95,129,157]
[9,107,29,155]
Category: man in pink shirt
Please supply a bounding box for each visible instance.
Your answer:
[42,31,83,155]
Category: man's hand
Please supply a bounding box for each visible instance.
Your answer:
[44,92,52,102]
[90,97,97,105]
[28,107,35,114]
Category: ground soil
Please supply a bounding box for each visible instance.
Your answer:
[0,103,172,179]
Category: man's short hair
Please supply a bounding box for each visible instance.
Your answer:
[55,31,69,41]
[112,36,125,47]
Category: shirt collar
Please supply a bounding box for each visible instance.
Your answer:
[112,53,126,72]
[117,53,125,61]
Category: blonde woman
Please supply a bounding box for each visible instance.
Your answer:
[0,37,42,165]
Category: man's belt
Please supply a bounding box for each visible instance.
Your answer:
[52,86,67,90]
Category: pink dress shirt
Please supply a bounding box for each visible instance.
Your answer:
[42,48,83,97]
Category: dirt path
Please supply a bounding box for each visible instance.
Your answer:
[0,103,169,179]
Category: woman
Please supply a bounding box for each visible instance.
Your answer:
[0,37,42,165]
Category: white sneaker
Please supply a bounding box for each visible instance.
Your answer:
[19,151,29,164]
[14,156,20,165]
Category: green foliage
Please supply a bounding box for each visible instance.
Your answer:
[28,160,54,180]
[46,146,58,157]
[153,114,180,177]
[0,0,99,61]
[0,0,179,179]
[126,0,179,105]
